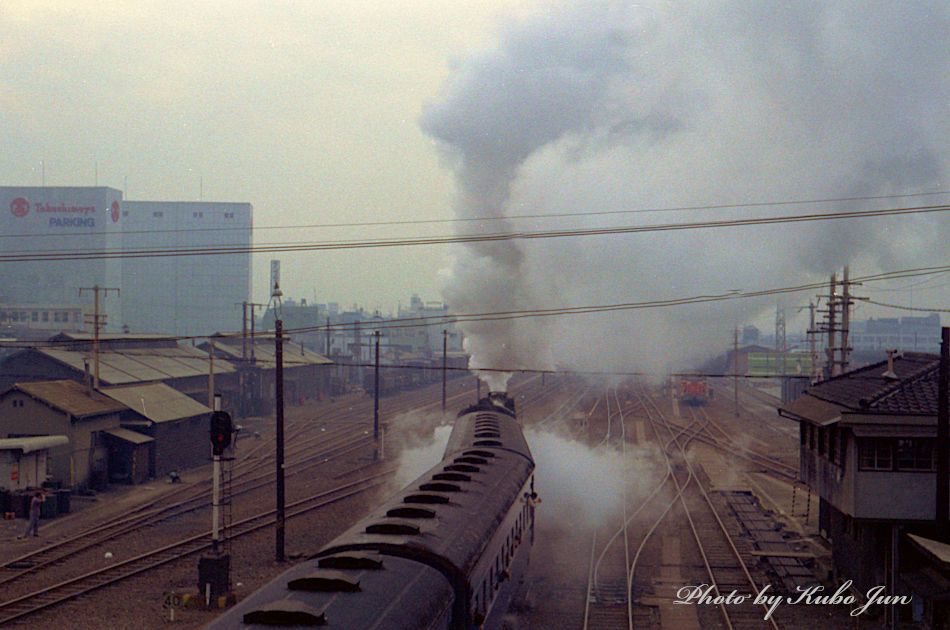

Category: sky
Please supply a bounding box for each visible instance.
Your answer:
[3,1,950,374]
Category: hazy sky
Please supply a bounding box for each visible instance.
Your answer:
[4,2,949,371]
[1,1,533,312]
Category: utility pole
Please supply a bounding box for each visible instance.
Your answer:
[733,326,739,417]
[373,330,384,455]
[937,327,949,541]
[248,303,265,364]
[325,317,331,356]
[825,273,838,379]
[207,342,215,408]
[79,285,119,389]
[442,329,448,412]
[270,273,285,562]
[840,265,852,374]
[808,302,819,383]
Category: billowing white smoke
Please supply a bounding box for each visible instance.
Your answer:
[525,427,664,529]
[424,2,950,376]
[393,423,453,488]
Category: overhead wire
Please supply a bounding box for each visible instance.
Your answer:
[1,202,948,262]
[4,188,948,241]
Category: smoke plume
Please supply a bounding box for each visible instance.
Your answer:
[423,1,950,376]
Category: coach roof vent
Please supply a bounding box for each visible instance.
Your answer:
[288,570,361,592]
[420,482,462,492]
[444,463,480,473]
[365,521,421,536]
[404,493,451,504]
[433,472,471,482]
[464,450,495,458]
[454,456,488,465]
[243,601,328,626]
[317,552,384,570]
[387,506,437,519]
[474,439,503,447]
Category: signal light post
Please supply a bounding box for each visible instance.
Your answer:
[209,399,231,552]
[275,318,285,562]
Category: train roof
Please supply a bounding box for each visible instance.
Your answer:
[312,407,533,581]
[207,554,453,629]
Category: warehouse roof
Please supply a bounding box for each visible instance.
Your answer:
[102,383,211,423]
[208,340,332,367]
[103,427,154,445]
[0,435,69,454]
[6,380,127,418]
[30,346,235,385]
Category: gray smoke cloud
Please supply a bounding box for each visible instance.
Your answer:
[423,1,950,377]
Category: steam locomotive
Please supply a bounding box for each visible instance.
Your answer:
[208,392,536,629]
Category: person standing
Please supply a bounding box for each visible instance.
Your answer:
[19,492,44,539]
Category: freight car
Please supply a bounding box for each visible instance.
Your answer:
[208,392,536,630]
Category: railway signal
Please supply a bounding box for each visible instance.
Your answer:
[210,410,232,456]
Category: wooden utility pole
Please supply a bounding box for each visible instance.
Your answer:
[840,266,852,374]
[79,285,119,389]
[325,317,331,356]
[207,342,215,408]
[733,326,739,417]
[937,327,949,541]
[442,330,448,412]
[373,331,380,460]
[825,273,837,378]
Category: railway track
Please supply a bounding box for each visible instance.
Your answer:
[0,377,488,587]
[0,471,390,626]
[638,388,781,630]
[0,374,555,626]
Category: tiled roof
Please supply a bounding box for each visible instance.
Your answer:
[805,352,937,410]
[785,352,950,418]
[11,380,127,417]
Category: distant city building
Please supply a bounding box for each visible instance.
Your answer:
[0,187,124,330]
[741,325,761,346]
[121,201,252,336]
[0,187,252,337]
[849,314,941,353]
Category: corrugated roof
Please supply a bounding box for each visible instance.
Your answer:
[210,340,332,367]
[36,346,235,385]
[0,435,69,453]
[102,383,210,423]
[13,380,127,417]
[103,427,154,445]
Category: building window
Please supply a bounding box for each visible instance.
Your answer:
[41,311,49,322]
[858,438,893,471]
[122,210,129,217]
[224,212,234,219]
[31,311,38,322]
[896,438,935,471]
[153,211,164,218]
[193,211,204,218]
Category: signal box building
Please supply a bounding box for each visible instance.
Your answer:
[779,352,950,627]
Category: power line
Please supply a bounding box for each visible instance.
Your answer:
[865,299,950,314]
[3,262,949,349]
[1,203,947,262]
[4,188,947,242]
